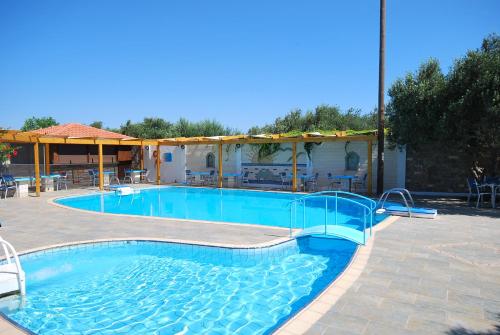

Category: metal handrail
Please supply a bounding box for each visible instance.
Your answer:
[0,237,25,296]
[377,188,414,218]
[289,191,374,245]
[290,191,377,210]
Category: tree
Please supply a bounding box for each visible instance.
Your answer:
[386,59,446,148]
[248,105,377,134]
[89,121,103,129]
[387,34,500,174]
[21,117,59,131]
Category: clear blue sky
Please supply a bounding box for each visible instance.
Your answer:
[1,0,499,131]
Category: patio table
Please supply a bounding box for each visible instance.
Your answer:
[96,171,116,186]
[13,175,61,195]
[125,169,146,184]
[329,175,355,192]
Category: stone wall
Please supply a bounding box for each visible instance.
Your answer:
[405,145,471,193]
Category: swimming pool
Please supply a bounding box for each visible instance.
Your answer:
[55,187,385,230]
[1,237,357,335]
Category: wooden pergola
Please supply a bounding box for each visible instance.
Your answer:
[0,129,376,195]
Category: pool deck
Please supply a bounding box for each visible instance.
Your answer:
[0,187,499,334]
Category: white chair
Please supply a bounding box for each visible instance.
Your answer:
[55,171,70,190]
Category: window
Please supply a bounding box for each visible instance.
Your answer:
[206,152,215,168]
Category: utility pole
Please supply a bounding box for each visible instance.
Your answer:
[377,0,386,195]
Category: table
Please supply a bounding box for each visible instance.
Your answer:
[96,171,116,186]
[125,169,146,184]
[329,175,355,192]
[14,175,61,196]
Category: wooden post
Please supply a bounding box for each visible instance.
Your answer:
[44,144,50,175]
[367,140,373,195]
[292,142,297,192]
[34,142,40,197]
[156,144,161,185]
[218,142,223,188]
[140,145,144,171]
[98,144,104,190]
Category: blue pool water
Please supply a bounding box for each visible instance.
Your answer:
[55,187,386,231]
[1,238,357,335]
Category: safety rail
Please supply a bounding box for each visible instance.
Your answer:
[0,237,25,296]
[377,188,415,218]
[288,191,376,245]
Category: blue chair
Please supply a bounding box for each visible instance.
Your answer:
[353,173,368,193]
[0,175,17,199]
[279,172,291,190]
[467,177,492,208]
[123,169,133,184]
[305,173,319,192]
[328,173,342,190]
[241,171,250,186]
[185,170,194,185]
[88,169,98,187]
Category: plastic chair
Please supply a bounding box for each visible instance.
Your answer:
[305,173,319,192]
[328,173,342,190]
[88,170,98,187]
[0,175,17,199]
[55,171,70,190]
[123,169,133,184]
[280,172,291,190]
[185,170,194,185]
[353,173,368,193]
[467,177,491,208]
[241,171,250,187]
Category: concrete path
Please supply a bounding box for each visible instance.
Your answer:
[0,190,499,335]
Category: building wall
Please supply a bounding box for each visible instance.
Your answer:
[143,145,186,183]
[142,141,406,191]
[310,141,406,191]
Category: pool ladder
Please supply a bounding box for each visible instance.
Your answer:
[0,237,25,297]
[377,188,415,218]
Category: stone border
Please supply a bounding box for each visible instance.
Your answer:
[274,215,400,334]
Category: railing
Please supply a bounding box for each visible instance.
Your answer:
[377,188,414,218]
[289,191,376,245]
[0,237,25,296]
